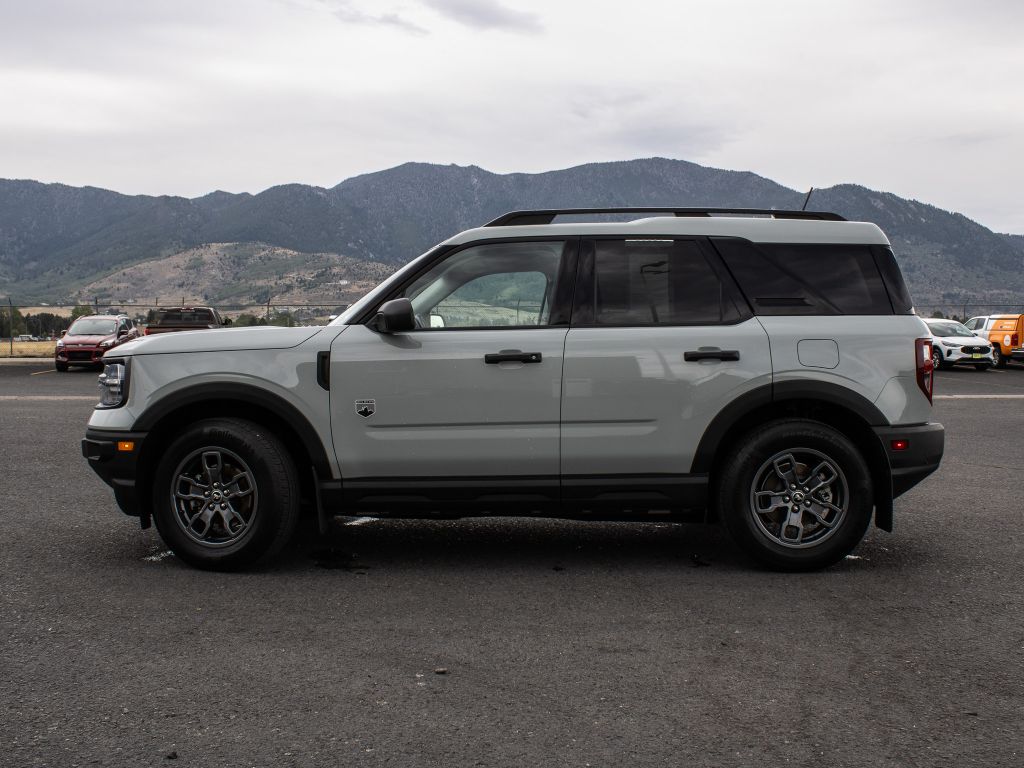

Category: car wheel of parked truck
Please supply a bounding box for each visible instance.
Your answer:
[151,418,300,570]
[992,346,1006,368]
[717,419,873,571]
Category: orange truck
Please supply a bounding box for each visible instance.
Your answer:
[985,314,1024,367]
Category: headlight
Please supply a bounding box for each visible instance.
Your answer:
[56,340,65,349]
[99,338,115,348]
[96,360,129,409]
[939,340,959,347]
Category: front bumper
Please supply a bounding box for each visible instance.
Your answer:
[82,429,148,517]
[58,346,106,365]
[938,346,994,365]
[873,423,945,498]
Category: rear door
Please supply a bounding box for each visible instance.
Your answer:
[560,237,772,505]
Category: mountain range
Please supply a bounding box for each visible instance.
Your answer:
[1,158,1022,308]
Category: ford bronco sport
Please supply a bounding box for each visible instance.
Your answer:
[82,207,944,571]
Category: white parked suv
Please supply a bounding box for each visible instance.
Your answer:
[924,318,994,370]
[82,207,944,571]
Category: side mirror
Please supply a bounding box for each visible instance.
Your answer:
[371,298,415,333]
[60,330,68,338]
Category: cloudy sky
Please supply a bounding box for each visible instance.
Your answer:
[2,0,1022,232]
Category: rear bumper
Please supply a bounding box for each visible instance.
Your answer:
[1011,347,1024,361]
[873,423,944,498]
[82,429,148,516]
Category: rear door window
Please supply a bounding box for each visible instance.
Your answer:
[578,238,745,326]
[712,239,893,315]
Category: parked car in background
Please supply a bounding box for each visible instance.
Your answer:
[924,318,994,370]
[55,315,139,371]
[981,314,1024,367]
[143,307,228,335]
[963,315,995,334]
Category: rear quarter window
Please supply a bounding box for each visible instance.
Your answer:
[712,238,894,316]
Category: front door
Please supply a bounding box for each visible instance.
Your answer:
[331,238,577,508]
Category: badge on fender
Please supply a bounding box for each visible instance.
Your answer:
[355,399,375,418]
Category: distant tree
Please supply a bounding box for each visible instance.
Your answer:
[233,313,259,327]
[1,305,27,337]
[930,310,945,319]
[268,310,296,327]
[24,312,71,337]
[70,305,94,320]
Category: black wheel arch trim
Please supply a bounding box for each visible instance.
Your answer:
[131,383,334,478]
[694,380,894,529]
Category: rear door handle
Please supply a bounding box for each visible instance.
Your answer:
[684,348,740,362]
[484,350,543,364]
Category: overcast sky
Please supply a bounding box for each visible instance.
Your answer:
[2,0,1022,232]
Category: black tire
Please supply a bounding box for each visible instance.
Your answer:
[54,361,68,372]
[715,419,873,572]
[993,347,1007,368]
[974,363,991,371]
[931,348,945,371]
[151,418,300,570]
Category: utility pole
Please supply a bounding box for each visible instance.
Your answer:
[7,297,13,356]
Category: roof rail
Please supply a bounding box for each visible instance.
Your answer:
[484,207,847,227]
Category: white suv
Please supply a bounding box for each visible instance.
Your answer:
[82,207,944,572]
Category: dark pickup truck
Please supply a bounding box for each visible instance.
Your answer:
[143,307,229,335]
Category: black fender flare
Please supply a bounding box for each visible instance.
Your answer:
[132,382,334,479]
[692,380,893,529]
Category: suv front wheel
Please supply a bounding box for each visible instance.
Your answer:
[716,419,873,571]
[151,418,300,570]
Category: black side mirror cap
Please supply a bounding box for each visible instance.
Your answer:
[371,298,415,333]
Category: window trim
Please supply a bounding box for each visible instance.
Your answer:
[570,235,752,329]
[355,237,581,332]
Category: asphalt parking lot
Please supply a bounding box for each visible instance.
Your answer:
[2,361,1022,767]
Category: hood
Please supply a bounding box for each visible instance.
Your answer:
[111,325,325,357]
[935,335,991,346]
[61,334,113,346]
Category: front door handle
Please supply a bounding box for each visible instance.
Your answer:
[484,350,543,364]
[684,348,740,362]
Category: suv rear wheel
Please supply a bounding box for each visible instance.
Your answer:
[716,419,873,571]
[151,418,299,570]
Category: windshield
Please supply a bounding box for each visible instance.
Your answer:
[68,318,116,336]
[928,321,972,337]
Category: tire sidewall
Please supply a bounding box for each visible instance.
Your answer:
[719,420,873,571]
[151,419,297,570]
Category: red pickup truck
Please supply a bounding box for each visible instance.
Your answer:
[143,307,229,335]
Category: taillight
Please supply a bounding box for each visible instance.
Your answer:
[915,338,933,403]
[143,327,151,335]
[1013,334,1019,346]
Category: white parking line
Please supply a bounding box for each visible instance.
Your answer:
[0,395,97,401]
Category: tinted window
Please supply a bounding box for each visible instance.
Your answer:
[873,246,914,313]
[713,239,893,316]
[587,239,741,326]
[400,241,565,328]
